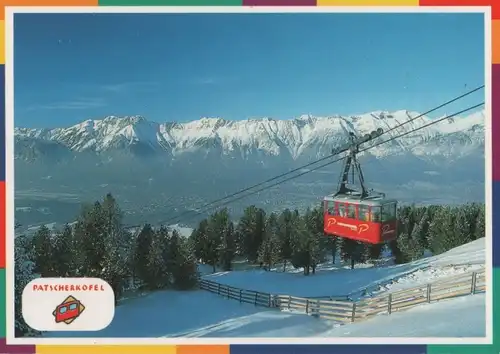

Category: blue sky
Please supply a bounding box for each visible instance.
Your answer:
[14,12,485,128]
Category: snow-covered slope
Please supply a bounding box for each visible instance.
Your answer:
[44,238,486,338]
[202,238,486,299]
[15,109,485,161]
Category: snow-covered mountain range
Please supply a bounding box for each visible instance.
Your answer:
[14,109,485,228]
[14,109,485,163]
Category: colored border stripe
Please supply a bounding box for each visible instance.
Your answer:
[0,0,98,21]
[493,64,500,182]
[494,20,500,64]
[0,21,4,65]
[0,65,4,184]
[242,0,316,5]
[418,0,499,20]
[493,181,500,267]
[229,345,428,354]
[318,0,418,5]
[99,0,242,5]
[0,339,35,354]
[36,345,177,354]
[0,182,5,269]
[0,270,5,337]
[177,345,230,354]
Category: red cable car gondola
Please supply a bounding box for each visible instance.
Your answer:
[323,129,398,245]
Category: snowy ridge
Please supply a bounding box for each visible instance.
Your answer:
[15,109,485,160]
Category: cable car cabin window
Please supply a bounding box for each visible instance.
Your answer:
[347,204,356,218]
[381,202,397,222]
[337,203,346,217]
[358,204,370,221]
[325,201,335,215]
[370,206,381,222]
[59,306,67,314]
[69,303,78,310]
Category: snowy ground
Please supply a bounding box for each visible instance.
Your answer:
[44,289,485,338]
[202,238,485,299]
[44,238,486,338]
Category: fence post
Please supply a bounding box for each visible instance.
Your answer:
[254,292,258,305]
[217,283,221,295]
[387,294,392,315]
[306,299,310,314]
[426,284,431,303]
[351,303,357,322]
[268,294,272,307]
[239,289,242,303]
[227,287,230,299]
[288,295,291,310]
[471,272,477,294]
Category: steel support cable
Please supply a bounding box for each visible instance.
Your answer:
[169,102,484,223]
[126,85,484,229]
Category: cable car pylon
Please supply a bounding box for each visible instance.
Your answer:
[334,128,385,200]
[324,127,398,245]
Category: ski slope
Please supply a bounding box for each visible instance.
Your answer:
[44,238,486,338]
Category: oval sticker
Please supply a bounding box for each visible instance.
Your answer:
[22,277,115,332]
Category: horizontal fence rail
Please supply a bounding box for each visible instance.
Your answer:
[198,268,485,325]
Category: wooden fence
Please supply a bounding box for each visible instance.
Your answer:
[199,279,274,307]
[199,268,486,325]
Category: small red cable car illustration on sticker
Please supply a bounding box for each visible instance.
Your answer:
[52,295,85,324]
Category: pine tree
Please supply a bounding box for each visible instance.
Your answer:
[388,239,405,264]
[133,224,155,287]
[219,221,236,271]
[325,236,339,264]
[258,213,281,271]
[364,243,383,262]
[190,219,209,262]
[237,206,266,263]
[407,220,425,260]
[52,224,75,277]
[474,204,485,240]
[146,229,168,289]
[309,208,328,274]
[340,238,364,269]
[98,194,129,303]
[277,209,293,272]
[453,205,474,247]
[73,202,107,277]
[101,242,128,305]
[290,215,312,275]
[397,230,423,262]
[32,225,54,277]
[14,234,38,337]
[426,205,443,250]
[415,209,431,250]
[165,229,198,289]
[205,209,229,272]
[461,203,482,241]
[428,206,457,254]
[15,232,35,335]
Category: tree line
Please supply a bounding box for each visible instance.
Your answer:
[190,202,485,273]
[15,194,484,337]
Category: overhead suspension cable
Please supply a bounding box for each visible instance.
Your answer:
[126,85,484,229]
[162,101,484,226]
[161,85,484,224]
